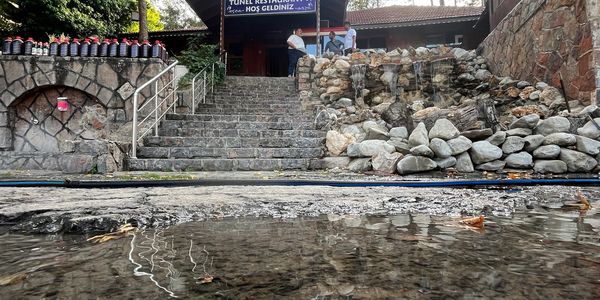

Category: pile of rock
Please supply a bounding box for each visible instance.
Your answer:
[324,116,600,175]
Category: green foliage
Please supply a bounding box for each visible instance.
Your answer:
[347,0,383,10]
[177,40,225,88]
[0,0,136,39]
[127,0,164,33]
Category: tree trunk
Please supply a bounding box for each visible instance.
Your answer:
[138,0,149,41]
[440,0,445,6]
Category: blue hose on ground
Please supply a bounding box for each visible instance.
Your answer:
[0,178,599,188]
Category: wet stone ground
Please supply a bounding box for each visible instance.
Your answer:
[0,183,598,234]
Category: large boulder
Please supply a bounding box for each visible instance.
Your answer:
[576,135,600,156]
[396,155,437,175]
[533,145,561,159]
[535,116,570,136]
[363,121,389,140]
[502,136,525,154]
[408,122,429,147]
[410,145,435,158]
[382,101,414,131]
[357,140,396,157]
[326,130,354,156]
[461,128,493,141]
[539,86,565,107]
[506,128,532,137]
[509,114,540,129]
[372,152,403,174]
[470,141,503,164]
[435,156,457,169]
[559,149,598,172]
[577,118,600,139]
[505,152,534,169]
[348,158,373,173]
[428,118,460,140]
[334,98,353,108]
[447,136,473,155]
[430,138,452,158]
[456,152,475,173]
[534,160,568,174]
[476,160,506,171]
[543,133,576,146]
[486,131,507,146]
[389,127,409,139]
[312,157,350,169]
[523,135,545,152]
[387,138,411,154]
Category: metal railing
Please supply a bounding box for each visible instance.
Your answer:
[131,53,227,159]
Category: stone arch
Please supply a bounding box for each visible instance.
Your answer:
[7,85,107,153]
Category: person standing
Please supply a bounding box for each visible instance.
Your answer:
[324,31,344,56]
[344,21,357,56]
[287,28,306,77]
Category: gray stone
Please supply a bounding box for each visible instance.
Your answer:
[534,160,567,174]
[523,135,545,152]
[576,135,600,156]
[516,81,531,89]
[389,127,408,139]
[505,152,534,169]
[476,160,506,171]
[410,145,434,158]
[447,136,473,155]
[543,133,576,146]
[348,158,373,173]
[474,69,492,81]
[509,114,540,129]
[387,138,411,154]
[0,127,11,149]
[334,98,353,108]
[559,149,598,172]
[535,116,570,136]
[346,143,361,157]
[365,126,389,140]
[461,128,493,141]
[506,128,532,137]
[117,82,135,100]
[577,118,600,139]
[455,152,474,173]
[470,141,503,164]
[0,112,7,127]
[486,131,507,146]
[533,145,561,159]
[357,140,395,157]
[535,82,549,90]
[372,152,403,174]
[341,125,365,141]
[435,156,457,169]
[310,157,351,170]
[458,73,476,82]
[429,138,452,158]
[396,155,437,175]
[58,155,94,174]
[408,122,429,147]
[502,136,525,154]
[428,118,460,140]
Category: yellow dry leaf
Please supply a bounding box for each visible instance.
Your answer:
[87,223,136,244]
[577,190,592,210]
[459,216,485,228]
[198,275,214,284]
[0,273,27,286]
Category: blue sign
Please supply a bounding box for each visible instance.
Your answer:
[225,0,317,17]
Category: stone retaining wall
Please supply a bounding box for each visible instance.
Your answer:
[0,56,168,173]
[481,0,597,105]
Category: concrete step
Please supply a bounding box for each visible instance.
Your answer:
[128,158,313,171]
[143,136,324,148]
[137,147,323,159]
[165,114,312,123]
[161,121,315,131]
[159,128,325,138]
[194,108,303,115]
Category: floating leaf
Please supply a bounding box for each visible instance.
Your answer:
[0,273,27,286]
[577,190,592,211]
[459,216,485,228]
[198,275,214,284]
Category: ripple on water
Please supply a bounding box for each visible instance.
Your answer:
[0,209,599,299]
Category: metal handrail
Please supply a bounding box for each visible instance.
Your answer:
[131,54,227,159]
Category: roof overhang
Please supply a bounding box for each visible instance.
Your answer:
[354,16,481,30]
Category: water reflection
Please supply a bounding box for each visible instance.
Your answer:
[1,209,599,299]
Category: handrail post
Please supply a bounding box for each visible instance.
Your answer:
[211,63,215,94]
[192,73,196,114]
[203,70,207,104]
[154,81,159,137]
[172,67,177,114]
[131,93,139,159]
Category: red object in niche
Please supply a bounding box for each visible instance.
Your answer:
[57,97,69,112]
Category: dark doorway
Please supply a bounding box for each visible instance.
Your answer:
[243,39,266,76]
[266,47,288,77]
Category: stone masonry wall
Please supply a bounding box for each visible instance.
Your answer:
[0,56,168,173]
[481,0,596,105]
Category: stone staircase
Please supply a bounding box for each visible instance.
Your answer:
[128,76,326,171]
